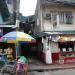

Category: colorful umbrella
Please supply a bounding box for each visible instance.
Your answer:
[0,31,36,57]
[0,31,35,43]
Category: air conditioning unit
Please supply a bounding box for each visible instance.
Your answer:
[44,13,51,20]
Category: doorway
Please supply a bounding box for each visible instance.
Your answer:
[20,43,37,59]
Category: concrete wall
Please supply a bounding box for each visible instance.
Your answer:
[42,37,60,53]
[50,41,60,53]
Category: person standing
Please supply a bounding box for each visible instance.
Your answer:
[16,56,28,75]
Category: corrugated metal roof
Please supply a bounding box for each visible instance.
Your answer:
[34,31,75,38]
[40,0,75,6]
[41,0,75,3]
[44,31,75,35]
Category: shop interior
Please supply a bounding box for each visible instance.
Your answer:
[58,41,74,52]
[58,41,75,63]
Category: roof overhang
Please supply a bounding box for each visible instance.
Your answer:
[41,0,75,6]
[0,25,15,27]
[34,31,75,39]
[44,31,75,42]
[44,31,75,35]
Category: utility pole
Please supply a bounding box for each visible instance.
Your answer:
[15,0,20,31]
[15,0,20,57]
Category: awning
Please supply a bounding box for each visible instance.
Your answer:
[45,31,75,42]
[34,32,47,38]
[34,31,75,42]
[34,31,75,38]
[44,31,75,35]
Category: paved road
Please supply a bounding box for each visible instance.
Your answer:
[50,69,75,75]
[0,69,75,75]
[27,69,75,75]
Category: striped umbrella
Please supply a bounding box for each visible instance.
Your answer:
[0,31,35,43]
[0,31,36,57]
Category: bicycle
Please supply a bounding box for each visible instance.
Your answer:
[1,60,17,75]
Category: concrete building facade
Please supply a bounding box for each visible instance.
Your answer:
[35,0,75,64]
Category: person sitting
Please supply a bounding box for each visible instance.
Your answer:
[16,56,28,75]
[5,47,13,61]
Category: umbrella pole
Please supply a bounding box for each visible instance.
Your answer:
[15,43,17,59]
[15,42,19,59]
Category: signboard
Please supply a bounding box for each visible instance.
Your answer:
[64,57,75,64]
[0,0,16,25]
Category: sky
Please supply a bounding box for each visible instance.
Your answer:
[19,0,37,16]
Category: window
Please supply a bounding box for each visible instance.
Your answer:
[44,11,73,26]
[51,12,57,27]
[59,12,65,24]
[65,12,73,24]
[59,11,73,24]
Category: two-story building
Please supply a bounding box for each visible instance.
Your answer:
[0,0,20,36]
[35,0,75,64]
